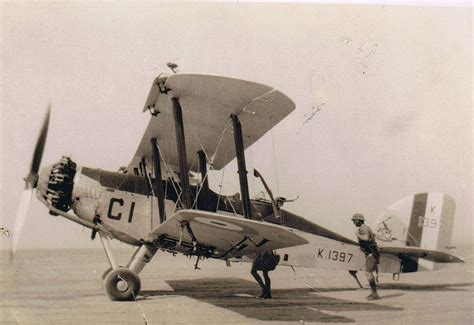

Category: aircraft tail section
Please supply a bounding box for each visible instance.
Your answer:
[375,193,457,271]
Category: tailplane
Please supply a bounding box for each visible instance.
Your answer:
[375,193,457,270]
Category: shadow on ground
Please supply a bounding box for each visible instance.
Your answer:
[377,282,474,292]
[141,278,403,323]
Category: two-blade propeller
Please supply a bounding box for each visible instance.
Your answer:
[10,105,51,259]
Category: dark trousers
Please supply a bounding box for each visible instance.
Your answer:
[251,266,271,298]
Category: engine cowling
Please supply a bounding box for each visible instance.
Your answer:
[42,157,77,213]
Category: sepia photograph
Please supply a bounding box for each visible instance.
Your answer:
[1,1,472,324]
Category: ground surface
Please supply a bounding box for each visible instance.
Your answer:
[1,244,473,324]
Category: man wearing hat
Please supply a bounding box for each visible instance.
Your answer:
[352,213,380,300]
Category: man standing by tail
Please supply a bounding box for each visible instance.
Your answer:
[352,213,380,300]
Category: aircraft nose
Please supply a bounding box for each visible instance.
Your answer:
[36,157,77,213]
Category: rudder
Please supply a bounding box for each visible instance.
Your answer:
[375,193,456,271]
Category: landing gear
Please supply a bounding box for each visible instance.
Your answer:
[98,232,158,301]
[104,267,141,301]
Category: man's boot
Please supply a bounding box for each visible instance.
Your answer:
[263,283,272,299]
[367,279,380,300]
[256,279,266,298]
[251,271,266,298]
[263,272,272,299]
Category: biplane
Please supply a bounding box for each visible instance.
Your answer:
[11,73,463,301]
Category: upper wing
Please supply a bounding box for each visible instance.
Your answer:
[127,74,295,174]
[147,209,308,258]
[379,246,464,263]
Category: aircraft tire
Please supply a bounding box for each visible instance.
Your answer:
[102,265,126,279]
[104,267,141,301]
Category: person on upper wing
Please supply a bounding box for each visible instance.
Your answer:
[250,250,280,299]
[352,213,380,300]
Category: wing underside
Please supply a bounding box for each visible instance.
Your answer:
[147,210,308,259]
[126,74,295,174]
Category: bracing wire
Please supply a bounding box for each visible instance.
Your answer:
[191,172,208,209]
[157,145,183,211]
[214,144,228,211]
[152,98,241,214]
[147,158,156,230]
[209,119,232,167]
[208,120,239,216]
[270,129,280,197]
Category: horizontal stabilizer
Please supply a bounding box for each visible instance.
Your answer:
[380,246,464,263]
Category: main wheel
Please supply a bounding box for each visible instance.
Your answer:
[104,267,141,301]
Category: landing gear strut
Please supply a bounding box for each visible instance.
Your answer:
[98,232,157,301]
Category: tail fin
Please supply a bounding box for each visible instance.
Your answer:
[375,193,456,270]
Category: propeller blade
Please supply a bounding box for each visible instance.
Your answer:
[10,188,34,258]
[26,105,51,188]
[11,106,51,260]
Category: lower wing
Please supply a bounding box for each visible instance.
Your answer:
[146,210,308,259]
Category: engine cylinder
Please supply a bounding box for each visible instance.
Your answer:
[44,157,77,212]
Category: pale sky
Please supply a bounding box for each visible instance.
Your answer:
[1,2,472,249]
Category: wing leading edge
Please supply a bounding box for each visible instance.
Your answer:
[127,74,295,174]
